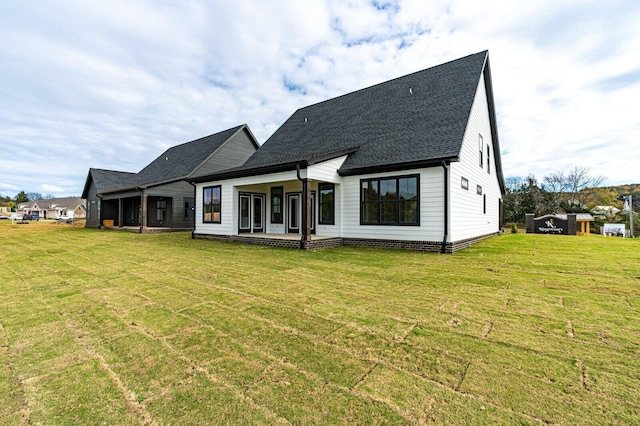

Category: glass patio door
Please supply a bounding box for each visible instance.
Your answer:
[239,193,264,233]
[287,192,315,234]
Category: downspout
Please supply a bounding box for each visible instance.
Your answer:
[441,161,449,254]
[188,181,196,239]
[296,163,308,250]
[97,194,103,228]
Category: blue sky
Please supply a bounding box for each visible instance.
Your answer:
[1,0,639,197]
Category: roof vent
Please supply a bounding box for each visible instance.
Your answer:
[165,156,169,160]
[409,87,413,95]
[304,117,308,123]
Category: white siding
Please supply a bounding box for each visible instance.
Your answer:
[194,167,343,237]
[307,155,347,183]
[449,71,502,241]
[341,168,445,241]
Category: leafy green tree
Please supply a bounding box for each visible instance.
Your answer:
[503,175,552,225]
[14,191,29,204]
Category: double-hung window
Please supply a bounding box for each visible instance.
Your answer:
[360,175,419,225]
[318,183,335,225]
[203,186,221,223]
[486,144,491,174]
[156,199,166,221]
[270,186,283,223]
[479,134,484,168]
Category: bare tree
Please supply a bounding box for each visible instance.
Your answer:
[544,171,568,212]
[565,166,605,207]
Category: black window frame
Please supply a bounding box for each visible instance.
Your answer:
[318,183,335,225]
[477,185,483,195]
[478,134,484,168]
[203,185,221,224]
[461,177,469,190]
[483,194,487,214]
[270,186,283,224]
[360,174,419,226]
[486,143,491,174]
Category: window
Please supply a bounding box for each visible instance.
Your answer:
[318,183,335,225]
[271,186,283,223]
[461,177,469,190]
[203,186,221,223]
[486,144,491,174]
[156,199,166,221]
[360,175,419,225]
[483,194,487,214]
[477,185,483,195]
[478,134,484,168]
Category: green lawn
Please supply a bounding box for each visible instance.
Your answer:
[1,221,639,425]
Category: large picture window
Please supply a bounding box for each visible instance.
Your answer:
[360,175,419,225]
[271,186,283,223]
[203,186,221,223]
[318,183,335,225]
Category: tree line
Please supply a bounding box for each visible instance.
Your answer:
[503,166,639,232]
[0,191,57,211]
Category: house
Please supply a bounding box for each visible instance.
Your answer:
[17,197,86,220]
[82,124,259,232]
[591,205,620,218]
[190,51,505,252]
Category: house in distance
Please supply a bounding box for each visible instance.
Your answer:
[82,125,259,232]
[190,51,505,252]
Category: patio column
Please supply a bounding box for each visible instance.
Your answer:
[141,193,148,231]
[118,198,123,227]
[301,178,312,248]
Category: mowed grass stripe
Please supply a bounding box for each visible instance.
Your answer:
[0,221,639,424]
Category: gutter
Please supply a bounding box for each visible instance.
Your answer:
[441,161,449,254]
[296,163,308,250]
[188,181,196,239]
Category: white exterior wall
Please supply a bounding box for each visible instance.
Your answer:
[449,72,502,242]
[196,163,447,242]
[194,166,343,237]
[340,168,445,241]
[307,155,347,183]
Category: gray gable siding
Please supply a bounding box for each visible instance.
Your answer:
[137,125,251,186]
[191,127,259,178]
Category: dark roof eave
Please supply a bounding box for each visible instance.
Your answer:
[190,160,307,183]
[97,185,142,196]
[338,157,459,176]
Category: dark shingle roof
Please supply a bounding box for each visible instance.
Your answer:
[236,51,490,175]
[19,197,86,210]
[83,125,255,197]
[136,125,246,185]
[84,169,138,195]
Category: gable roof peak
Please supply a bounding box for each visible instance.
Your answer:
[235,50,490,175]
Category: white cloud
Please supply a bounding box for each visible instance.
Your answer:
[0,0,639,199]
[41,184,65,194]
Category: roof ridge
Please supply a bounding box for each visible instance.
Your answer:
[296,50,488,113]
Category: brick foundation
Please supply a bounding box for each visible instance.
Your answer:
[193,232,500,253]
[192,233,343,250]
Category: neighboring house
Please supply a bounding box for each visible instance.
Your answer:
[190,51,505,253]
[82,125,259,232]
[591,205,621,218]
[16,197,86,219]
